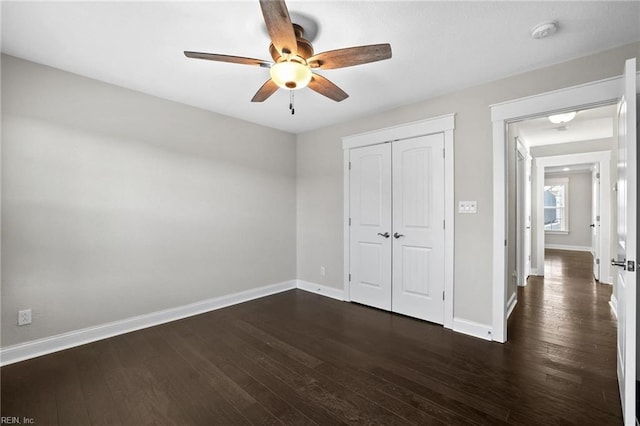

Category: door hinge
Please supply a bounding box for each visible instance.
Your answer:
[443,220,445,230]
[349,217,351,226]
[596,258,600,265]
[596,215,600,222]
[442,291,445,301]
[628,261,636,272]
[349,162,352,170]
[596,172,600,179]
[505,240,507,247]
[443,148,445,158]
[528,175,531,182]
[349,273,352,281]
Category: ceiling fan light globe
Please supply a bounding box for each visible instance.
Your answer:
[270,61,312,90]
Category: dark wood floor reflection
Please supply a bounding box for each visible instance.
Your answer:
[1,249,621,425]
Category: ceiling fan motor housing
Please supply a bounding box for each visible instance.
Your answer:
[269,24,314,63]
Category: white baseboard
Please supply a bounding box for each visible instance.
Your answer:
[529,267,544,276]
[596,276,613,285]
[0,280,297,366]
[506,293,517,319]
[0,278,502,365]
[452,318,493,341]
[610,294,618,319]
[296,280,345,301]
[545,244,592,252]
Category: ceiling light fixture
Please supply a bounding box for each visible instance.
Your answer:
[531,21,559,39]
[270,59,312,90]
[548,111,576,124]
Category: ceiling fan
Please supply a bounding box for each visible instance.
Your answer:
[184,0,392,108]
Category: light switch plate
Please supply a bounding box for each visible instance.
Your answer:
[458,201,477,214]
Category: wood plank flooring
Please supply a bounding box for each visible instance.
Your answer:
[1,249,622,424]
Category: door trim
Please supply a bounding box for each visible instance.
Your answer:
[342,114,455,330]
[490,73,636,343]
[534,151,612,285]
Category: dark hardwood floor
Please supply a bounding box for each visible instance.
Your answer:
[1,249,621,425]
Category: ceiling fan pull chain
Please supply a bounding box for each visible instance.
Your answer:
[290,90,295,115]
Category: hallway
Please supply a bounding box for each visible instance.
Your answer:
[507,248,621,423]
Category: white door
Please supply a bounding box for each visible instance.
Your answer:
[349,143,392,310]
[516,140,531,287]
[614,57,637,426]
[524,153,532,282]
[391,134,445,323]
[592,167,600,281]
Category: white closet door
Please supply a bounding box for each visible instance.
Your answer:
[349,143,392,310]
[391,134,445,324]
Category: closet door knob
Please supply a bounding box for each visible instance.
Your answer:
[611,258,627,269]
[393,233,405,239]
[377,232,390,238]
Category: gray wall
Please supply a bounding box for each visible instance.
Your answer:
[2,55,297,347]
[296,43,639,326]
[544,172,593,248]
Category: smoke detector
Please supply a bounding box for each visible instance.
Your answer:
[531,21,559,39]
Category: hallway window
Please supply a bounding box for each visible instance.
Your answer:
[544,178,568,232]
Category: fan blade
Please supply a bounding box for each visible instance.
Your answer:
[251,79,279,102]
[184,51,271,67]
[307,44,392,69]
[259,0,297,56]
[308,74,348,102]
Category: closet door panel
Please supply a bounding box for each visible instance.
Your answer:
[349,143,392,310]
[392,134,445,323]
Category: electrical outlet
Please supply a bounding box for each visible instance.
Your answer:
[18,309,32,326]
[320,266,326,276]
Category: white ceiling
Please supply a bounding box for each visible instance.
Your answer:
[2,1,639,134]
[514,103,617,147]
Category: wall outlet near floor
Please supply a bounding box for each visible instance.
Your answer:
[18,309,32,326]
[320,266,326,276]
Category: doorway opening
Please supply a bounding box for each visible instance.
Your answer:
[505,103,616,322]
[491,59,637,425]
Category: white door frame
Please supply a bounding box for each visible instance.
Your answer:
[533,152,611,284]
[342,114,455,329]
[490,74,628,343]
